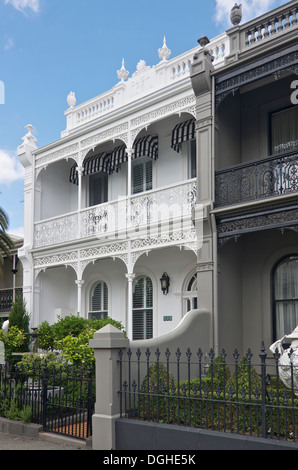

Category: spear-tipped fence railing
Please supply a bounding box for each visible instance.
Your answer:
[119,343,298,443]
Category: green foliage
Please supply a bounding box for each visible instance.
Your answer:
[0,326,27,363]
[56,329,96,369]
[33,314,125,370]
[227,354,261,393]
[36,321,55,351]
[36,314,125,352]
[17,350,67,373]
[205,355,231,390]
[143,362,175,392]
[4,400,32,424]
[52,313,88,342]
[9,296,30,333]
[8,296,30,354]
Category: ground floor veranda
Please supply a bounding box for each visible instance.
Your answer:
[19,225,298,353]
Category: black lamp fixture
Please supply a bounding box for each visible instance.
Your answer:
[160,272,170,295]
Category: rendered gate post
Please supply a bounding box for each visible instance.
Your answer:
[89,324,128,450]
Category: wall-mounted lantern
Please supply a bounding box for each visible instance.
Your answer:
[160,272,170,295]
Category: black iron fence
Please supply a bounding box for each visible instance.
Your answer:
[119,343,298,444]
[0,362,95,440]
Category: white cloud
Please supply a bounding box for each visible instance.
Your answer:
[214,1,284,27]
[4,0,41,14]
[8,226,24,238]
[4,36,14,51]
[0,150,24,185]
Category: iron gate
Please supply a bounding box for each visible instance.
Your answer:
[0,363,95,440]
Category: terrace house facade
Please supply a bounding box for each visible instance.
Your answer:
[18,1,298,354]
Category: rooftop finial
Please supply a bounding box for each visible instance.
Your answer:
[117,58,129,82]
[22,124,37,145]
[158,36,171,61]
[67,91,76,108]
[230,3,242,25]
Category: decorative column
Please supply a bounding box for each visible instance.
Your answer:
[125,272,135,340]
[17,125,38,326]
[126,147,133,197]
[76,165,83,238]
[75,279,84,315]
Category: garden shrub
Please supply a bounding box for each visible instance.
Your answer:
[0,325,27,363]
[36,314,126,352]
[227,354,261,394]
[33,314,125,370]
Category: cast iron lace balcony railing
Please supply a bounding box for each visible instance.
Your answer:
[215,150,298,207]
[34,180,197,248]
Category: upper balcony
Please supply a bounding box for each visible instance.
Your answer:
[34,179,197,249]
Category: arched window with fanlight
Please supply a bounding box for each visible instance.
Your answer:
[89,280,108,320]
[132,275,153,340]
[273,255,298,340]
[182,272,198,315]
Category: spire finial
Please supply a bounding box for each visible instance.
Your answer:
[117,58,129,82]
[158,36,171,62]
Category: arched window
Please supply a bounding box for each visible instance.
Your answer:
[132,276,153,340]
[182,272,197,315]
[89,281,108,319]
[186,273,198,312]
[273,255,298,340]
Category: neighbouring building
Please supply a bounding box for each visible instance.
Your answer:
[0,235,23,324]
[18,1,298,354]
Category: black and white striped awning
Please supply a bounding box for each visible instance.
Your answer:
[171,119,195,153]
[108,135,159,166]
[133,135,158,160]
[70,135,158,184]
[69,152,112,184]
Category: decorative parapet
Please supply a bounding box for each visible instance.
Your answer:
[62,33,229,136]
[226,1,298,63]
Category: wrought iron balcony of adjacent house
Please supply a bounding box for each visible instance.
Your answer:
[0,288,23,311]
[215,150,298,208]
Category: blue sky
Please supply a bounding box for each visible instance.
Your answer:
[0,0,288,236]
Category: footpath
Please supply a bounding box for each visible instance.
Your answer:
[0,430,91,450]
[0,417,92,450]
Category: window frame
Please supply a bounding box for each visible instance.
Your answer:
[89,172,109,207]
[272,254,298,341]
[269,105,298,156]
[132,275,153,340]
[131,156,153,195]
[88,280,109,320]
